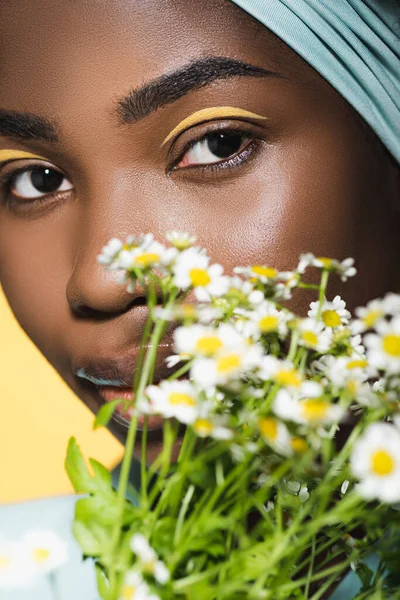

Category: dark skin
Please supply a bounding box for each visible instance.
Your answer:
[0,0,400,467]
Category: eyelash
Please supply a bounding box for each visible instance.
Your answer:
[0,164,69,210]
[170,126,262,174]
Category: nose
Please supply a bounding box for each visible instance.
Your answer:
[66,237,143,318]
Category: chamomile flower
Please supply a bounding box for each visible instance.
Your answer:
[258,357,303,390]
[118,238,175,271]
[241,302,291,340]
[297,254,357,281]
[273,389,344,426]
[308,296,350,328]
[275,271,301,300]
[172,248,229,301]
[297,318,333,352]
[226,276,263,307]
[173,323,244,358]
[130,534,169,585]
[154,304,221,324]
[0,540,35,590]
[364,316,400,374]
[234,265,279,284]
[143,380,199,424]
[20,530,68,575]
[97,237,124,267]
[166,231,196,251]
[351,423,400,503]
[352,298,386,333]
[190,342,263,389]
[193,414,233,440]
[315,354,373,391]
[258,417,292,455]
[120,570,160,600]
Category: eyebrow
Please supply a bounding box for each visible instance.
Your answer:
[0,57,279,143]
[115,56,280,124]
[0,110,59,143]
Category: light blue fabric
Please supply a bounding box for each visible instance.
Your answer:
[229,0,400,164]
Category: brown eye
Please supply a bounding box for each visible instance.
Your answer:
[177,132,250,168]
[9,166,73,200]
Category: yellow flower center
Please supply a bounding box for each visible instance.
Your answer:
[259,418,278,441]
[346,359,368,370]
[371,449,395,476]
[168,393,196,407]
[0,556,10,570]
[121,584,136,600]
[258,316,279,333]
[383,334,400,357]
[216,354,241,374]
[134,252,160,266]
[181,304,197,318]
[251,266,278,279]
[322,310,341,328]
[196,336,223,356]
[301,399,330,422]
[362,310,383,329]
[317,257,332,268]
[189,268,211,287]
[194,418,214,435]
[32,547,50,563]
[290,437,308,454]
[274,369,301,388]
[345,380,359,396]
[301,331,318,346]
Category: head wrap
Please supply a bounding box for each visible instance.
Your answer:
[230,0,400,163]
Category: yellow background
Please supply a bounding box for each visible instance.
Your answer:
[0,288,123,504]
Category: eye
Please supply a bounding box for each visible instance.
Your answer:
[8,166,73,200]
[177,131,251,168]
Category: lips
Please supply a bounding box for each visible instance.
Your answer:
[72,338,182,432]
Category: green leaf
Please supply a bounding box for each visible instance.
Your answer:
[72,519,108,556]
[89,458,112,492]
[95,564,110,600]
[93,399,122,429]
[65,437,94,493]
[75,496,119,527]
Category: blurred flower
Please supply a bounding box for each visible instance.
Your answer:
[130,534,169,584]
[166,231,196,251]
[20,529,68,576]
[273,389,343,426]
[297,254,356,281]
[258,417,292,455]
[142,380,199,424]
[351,423,400,503]
[308,296,350,328]
[174,323,244,358]
[297,318,332,352]
[364,316,400,374]
[190,342,263,389]
[173,248,229,301]
[120,570,161,600]
[234,265,278,284]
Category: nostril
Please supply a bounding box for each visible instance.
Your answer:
[69,294,149,320]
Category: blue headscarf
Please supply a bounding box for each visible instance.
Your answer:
[230,0,400,163]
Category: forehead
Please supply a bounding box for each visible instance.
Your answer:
[0,0,305,117]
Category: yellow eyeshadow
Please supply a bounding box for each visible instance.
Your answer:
[0,150,48,163]
[161,106,267,146]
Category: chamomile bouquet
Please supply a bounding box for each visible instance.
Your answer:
[66,232,400,600]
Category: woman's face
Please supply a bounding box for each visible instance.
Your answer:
[0,0,399,454]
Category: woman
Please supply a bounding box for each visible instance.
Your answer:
[0,1,399,598]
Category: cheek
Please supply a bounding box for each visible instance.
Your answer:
[0,215,71,358]
[171,148,367,273]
